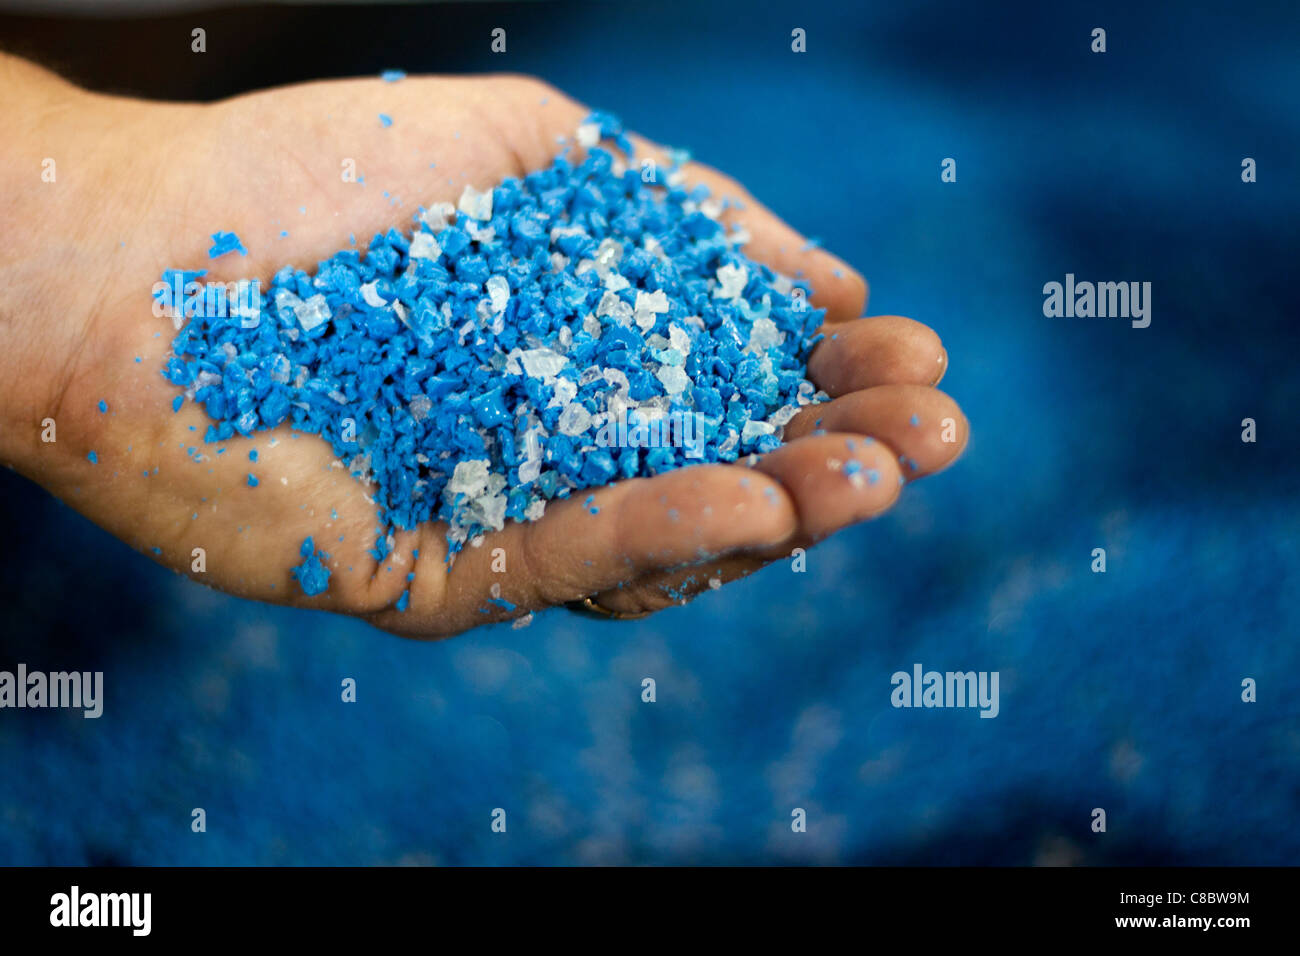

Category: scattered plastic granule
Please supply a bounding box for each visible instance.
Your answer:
[909,413,920,426]
[247,474,259,487]
[290,537,331,596]
[159,112,828,566]
[396,590,410,612]
[87,451,98,464]
[249,449,259,462]
[97,400,108,413]
[378,114,393,128]
[380,69,406,82]
[208,231,247,258]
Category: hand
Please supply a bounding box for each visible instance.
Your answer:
[0,59,967,639]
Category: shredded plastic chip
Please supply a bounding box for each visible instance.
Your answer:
[290,537,331,596]
[208,231,247,259]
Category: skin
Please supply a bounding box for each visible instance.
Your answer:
[0,55,968,639]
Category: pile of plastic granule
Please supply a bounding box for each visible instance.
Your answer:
[157,112,828,591]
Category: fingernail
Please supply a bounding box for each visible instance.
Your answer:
[931,347,948,386]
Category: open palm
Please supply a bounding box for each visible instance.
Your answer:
[5,69,966,638]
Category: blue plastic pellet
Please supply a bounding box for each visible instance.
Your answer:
[208,231,247,258]
[290,537,331,596]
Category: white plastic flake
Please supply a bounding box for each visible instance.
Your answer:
[741,420,776,441]
[714,263,749,299]
[668,324,692,355]
[602,368,631,394]
[408,231,442,260]
[486,275,510,314]
[476,484,508,530]
[656,365,690,395]
[593,238,623,277]
[609,299,635,327]
[186,370,222,400]
[360,282,388,308]
[294,294,331,331]
[466,221,496,243]
[446,459,490,498]
[746,317,784,353]
[457,185,493,221]
[519,348,568,381]
[634,289,670,333]
[768,404,799,427]
[410,395,433,422]
[635,289,670,315]
[275,288,302,317]
[576,122,601,147]
[596,291,622,318]
[420,202,456,232]
[521,426,544,462]
[269,354,291,384]
[558,403,593,435]
[549,377,578,409]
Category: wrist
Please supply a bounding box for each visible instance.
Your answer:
[0,57,154,477]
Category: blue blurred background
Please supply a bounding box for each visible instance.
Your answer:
[1,0,1297,864]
